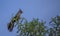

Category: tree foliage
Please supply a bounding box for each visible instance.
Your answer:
[16,15,60,36]
[17,18,47,36]
[49,15,60,36]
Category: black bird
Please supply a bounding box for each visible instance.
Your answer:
[7,9,23,32]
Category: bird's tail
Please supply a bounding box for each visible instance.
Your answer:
[7,22,14,32]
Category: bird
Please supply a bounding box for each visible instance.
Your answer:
[7,9,23,32]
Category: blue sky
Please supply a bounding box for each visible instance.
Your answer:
[0,0,60,36]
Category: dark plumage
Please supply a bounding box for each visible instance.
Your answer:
[8,22,14,32]
[7,9,22,32]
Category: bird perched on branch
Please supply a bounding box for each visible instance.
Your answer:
[8,9,23,32]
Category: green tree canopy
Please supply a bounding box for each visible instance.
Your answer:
[49,15,60,36]
[17,18,47,36]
